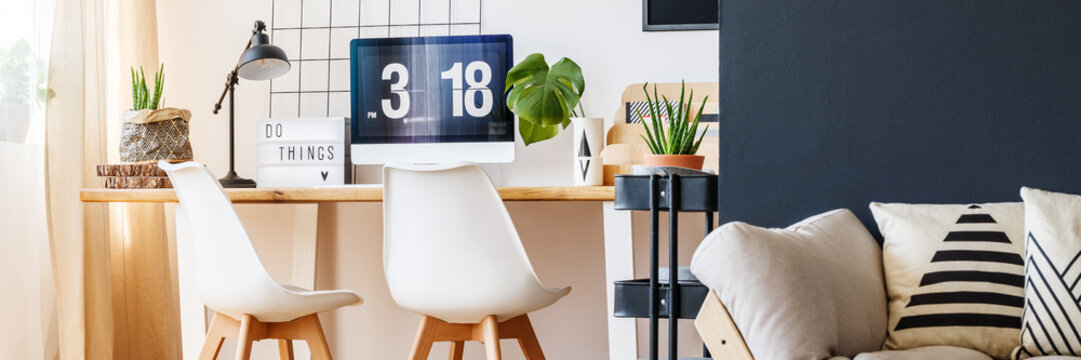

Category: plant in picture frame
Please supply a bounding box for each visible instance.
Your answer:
[0,39,48,143]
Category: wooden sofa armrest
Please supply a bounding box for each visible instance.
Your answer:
[695,290,754,360]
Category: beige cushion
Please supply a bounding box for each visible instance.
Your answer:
[853,345,993,360]
[870,202,1024,359]
[1015,188,1081,358]
[690,209,887,359]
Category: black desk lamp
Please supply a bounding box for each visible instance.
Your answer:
[212,20,291,188]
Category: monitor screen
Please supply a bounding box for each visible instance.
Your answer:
[349,35,513,146]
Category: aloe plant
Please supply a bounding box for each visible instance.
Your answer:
[637,81,709,155]
[131,63,164,110]
[504,53,585,145]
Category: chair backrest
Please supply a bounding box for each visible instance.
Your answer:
[158,161,283,312]
[382,162,545,312]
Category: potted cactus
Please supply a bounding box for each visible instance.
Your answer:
[121,64,192,163]
[636,81,710,170]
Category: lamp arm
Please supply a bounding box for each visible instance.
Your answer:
[212,21,264,114]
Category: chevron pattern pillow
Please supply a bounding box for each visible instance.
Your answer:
[871,202,1025,359]
[1015,188,1081,359]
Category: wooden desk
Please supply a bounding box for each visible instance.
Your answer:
[81,186,615,203]
[80,186,638,360]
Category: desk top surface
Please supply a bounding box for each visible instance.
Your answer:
[80,186,615,203]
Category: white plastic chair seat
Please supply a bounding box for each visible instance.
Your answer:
[228,285,361,323]
[383,162,570,324]
[397,285,570,325]
[158,161,362,324]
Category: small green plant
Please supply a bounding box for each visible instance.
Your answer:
[131,63,164,110]
[504,53,585,146]
[637,81,709,155]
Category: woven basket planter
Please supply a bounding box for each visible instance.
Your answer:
[120,108,193,163]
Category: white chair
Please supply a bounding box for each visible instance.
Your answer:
[382,162,571,360]
[159,161,362,360]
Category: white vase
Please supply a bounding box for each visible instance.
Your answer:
[571,117,604,186]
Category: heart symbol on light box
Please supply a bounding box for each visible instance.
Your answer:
[320,171,329,181]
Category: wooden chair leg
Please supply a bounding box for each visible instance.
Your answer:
[480,315,502,360]
[235,314,255,360]
[278,339,295,360]
[297,314,333,360]
[449,341,465,360]
[199,313,232,360]
[508,315,545,360]
[410,316,438,360]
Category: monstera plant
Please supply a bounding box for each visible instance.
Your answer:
[504,53,584,145]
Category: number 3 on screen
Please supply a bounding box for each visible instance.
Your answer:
[381,63,410,119]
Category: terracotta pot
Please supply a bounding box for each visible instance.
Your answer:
[643,154,705,170]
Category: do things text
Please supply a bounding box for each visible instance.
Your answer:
[275,144,338,162]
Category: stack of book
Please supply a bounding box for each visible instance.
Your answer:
[96,163,172,189]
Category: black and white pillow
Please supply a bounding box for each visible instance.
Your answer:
[1015,188,1081,359]
[871,202,1025,360]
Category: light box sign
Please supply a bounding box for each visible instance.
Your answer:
[256,117,352,187]
[350,35,514,145]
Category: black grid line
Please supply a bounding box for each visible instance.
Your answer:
[297,0,303,116]
[269,0,275,117]
[287,58,353,62]
[271,23,480,30]
[273,90,352,94]
[326,0,333,115]
[269,0,484,119]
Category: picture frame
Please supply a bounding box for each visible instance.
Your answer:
[642,0,719,31]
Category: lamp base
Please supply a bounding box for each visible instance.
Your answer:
[219,170,257,188]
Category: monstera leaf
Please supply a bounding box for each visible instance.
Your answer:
[505,53,585,145]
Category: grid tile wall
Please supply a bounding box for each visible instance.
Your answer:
[269,0,484,119]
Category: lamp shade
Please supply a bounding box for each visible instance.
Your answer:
[237,32,290,81]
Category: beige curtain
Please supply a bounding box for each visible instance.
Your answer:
[45,0,113,358]
[108,1,176,358]
[0,1,59,358]
[44,0,165,359]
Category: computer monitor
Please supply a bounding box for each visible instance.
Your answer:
[349,35,514,164]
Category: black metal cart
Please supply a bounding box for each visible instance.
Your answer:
[613,173,717,360]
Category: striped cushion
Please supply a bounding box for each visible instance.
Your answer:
[1015,188,1081,359]
[871,202,1025,359]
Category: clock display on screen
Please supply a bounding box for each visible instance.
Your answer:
[350,35,513,144]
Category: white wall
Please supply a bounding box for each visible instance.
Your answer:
[156,0,717,358]
[483,0,718,186]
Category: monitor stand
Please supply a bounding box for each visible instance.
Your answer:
[345,162,507,187]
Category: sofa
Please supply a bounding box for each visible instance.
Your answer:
[688,195,1081,360]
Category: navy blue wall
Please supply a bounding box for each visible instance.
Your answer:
[717,0,1081,237]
